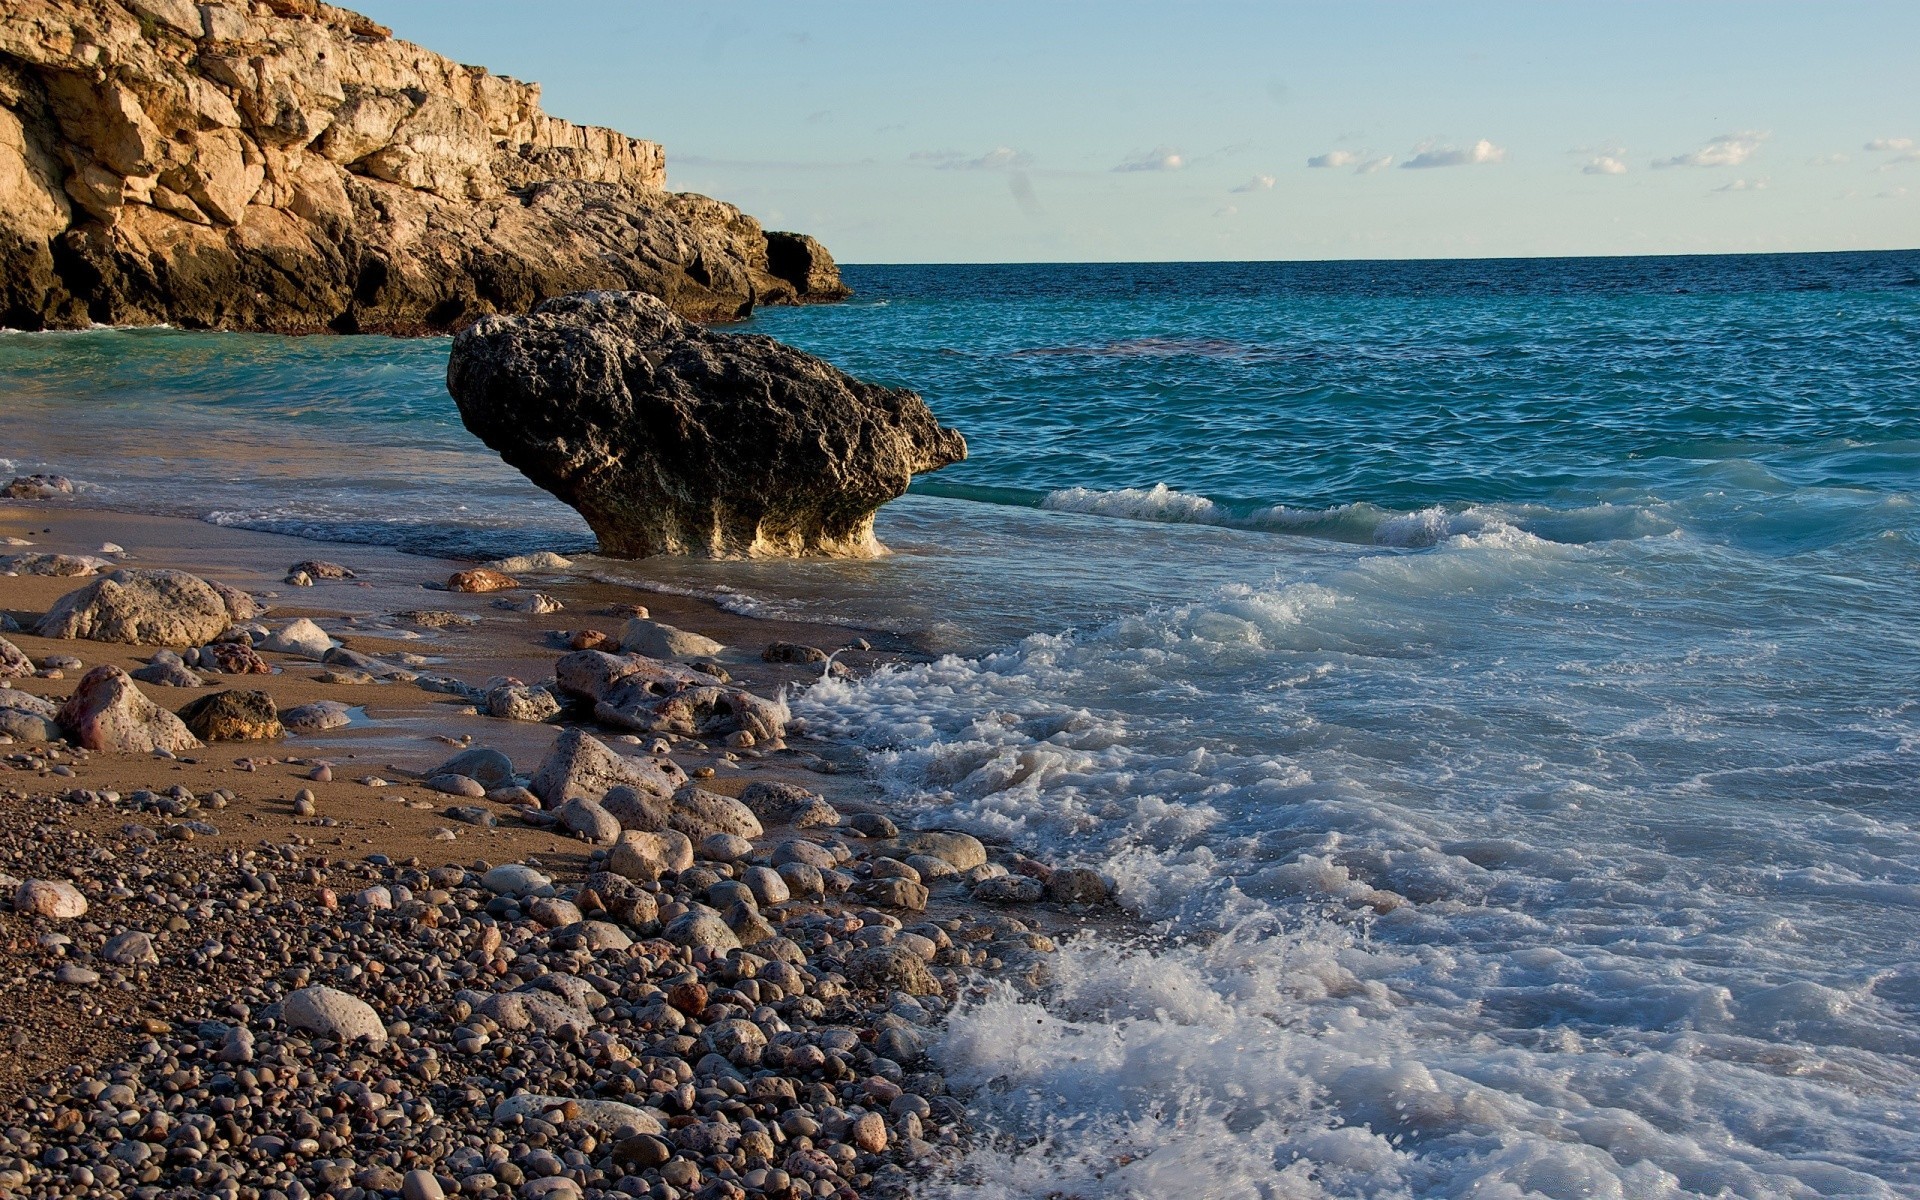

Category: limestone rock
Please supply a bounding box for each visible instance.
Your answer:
[259,617,333,658]
[605,829,692,883]
[848,944,942,997]
[281,985,386,1045]
[55,665,201,752]
[485,683,561,722]
[661,908,740,952]
[37,568,251,645]
[13,878,87,918]
[0,1,846,333]
[101,929,157,964]
[0,690,61,742]
[739,780,842,828]
[429,746,515,789]
[556,796,620,845]
[0,636,31,677]
[620,619,724,659]
[551,649,786,743]
[529,727,684,810]
[446,291,965,558]
[0,552,111,576]
[177,689,282,741]
[492,1095,662,1139]
[445,567,517,594]
[668,785,763,842]
[875,830,988,872]
[2,474,73,499]
[129,654,203,687]
[481,864,550,897]
[281,699,352,732]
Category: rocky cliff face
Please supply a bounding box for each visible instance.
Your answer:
[0,0,849,332]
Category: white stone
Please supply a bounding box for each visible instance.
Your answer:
[260,618,334,659]
[281,985,387,1045]
[619,619,724,660]
[481,864,551,896]
[492,1094,663,1137]
[14,879,87,919]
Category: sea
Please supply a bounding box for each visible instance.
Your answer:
[4,251,1920,1198]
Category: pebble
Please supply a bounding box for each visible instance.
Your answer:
[14,877,87,918]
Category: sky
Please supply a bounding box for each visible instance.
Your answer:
[352,1,1920,264]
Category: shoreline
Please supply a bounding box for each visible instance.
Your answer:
[0,498,1124,1200]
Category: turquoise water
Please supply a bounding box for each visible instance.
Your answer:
[5,252,1920,1197]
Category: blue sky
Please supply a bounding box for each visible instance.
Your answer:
[353,1,1919,263]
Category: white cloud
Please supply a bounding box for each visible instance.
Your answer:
[1354,155,1394,175]
[1583,156,1627,175]
[1809,153,1851,166]
[1865,137,1916,152]
[1214,204,1239,218]
[1231,173,1276,193]
[1113,146,1185,172]
[1712,177,1768,193]
[910,146,1034,171]
[1653,131,1766,168]
[1306,150,1358,169]
[1877,186,1910,199]
[1400,139,1507,169]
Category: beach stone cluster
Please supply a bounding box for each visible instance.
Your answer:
[0,776,1102,1200]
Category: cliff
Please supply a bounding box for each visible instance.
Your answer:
[0,0,849,332]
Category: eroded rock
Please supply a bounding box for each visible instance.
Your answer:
[55,665,201,753]
[37,569,252,646]
[447,291,965,558]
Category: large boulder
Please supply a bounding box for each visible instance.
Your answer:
[0,1,848,333]
[446,291,966,558]
[36,569,250,646]
[529,727,685,810]
[553,649,787,743]
[55,665,200,753]
[177,689,283,741]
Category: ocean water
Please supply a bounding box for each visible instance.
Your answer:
[6,252,1920,1197]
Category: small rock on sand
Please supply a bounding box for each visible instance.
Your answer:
[445,568,517,593]
[177,689,284,741]
[281,700,352,733]
[281,985,387,1045]
[289,560,355,579]
[259,618,334,659]
[14,878,88,918]
[762,641,830,664]
[620,618,724,659]
[485,552,574,575]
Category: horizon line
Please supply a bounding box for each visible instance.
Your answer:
[837,246,1920,269]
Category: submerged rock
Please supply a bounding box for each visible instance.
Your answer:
[447,291,965,558]
[2,474,73,499]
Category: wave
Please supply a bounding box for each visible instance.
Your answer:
[1038,484,1677,547]
[792,533,1920,1197]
